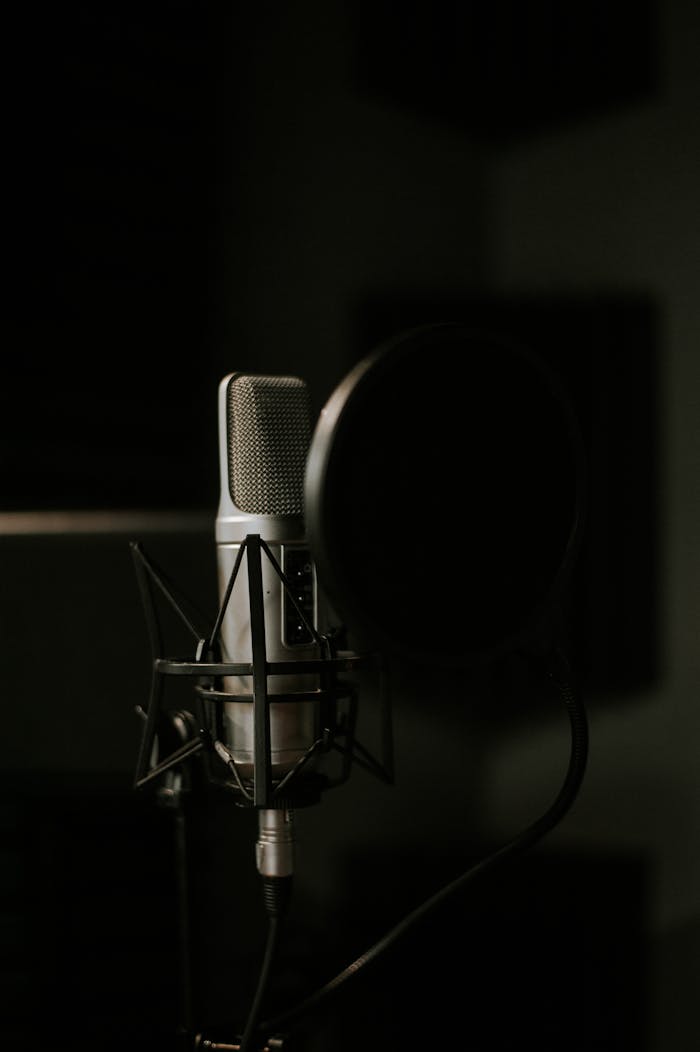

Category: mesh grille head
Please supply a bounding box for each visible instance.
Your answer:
[227,374,311,515]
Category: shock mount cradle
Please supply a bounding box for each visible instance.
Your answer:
[130,534,394,1049]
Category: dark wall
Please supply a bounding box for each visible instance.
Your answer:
[3,3,693,1051]
[6,2,237,512]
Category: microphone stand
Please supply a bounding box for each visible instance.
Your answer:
[132,694,201,1048]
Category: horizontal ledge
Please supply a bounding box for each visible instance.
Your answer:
[0,508,212,536]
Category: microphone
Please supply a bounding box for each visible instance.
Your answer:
[213,371,322,888]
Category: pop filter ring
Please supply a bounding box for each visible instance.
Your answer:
[304,321,588,668]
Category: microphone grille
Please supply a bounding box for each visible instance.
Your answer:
[227,373,311,515]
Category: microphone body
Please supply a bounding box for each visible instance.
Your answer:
[214,372,321,786]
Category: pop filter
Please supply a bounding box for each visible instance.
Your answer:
[304,323,586,667]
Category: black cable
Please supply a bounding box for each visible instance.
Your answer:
[255,648,588,1038]
[237,911,282,1052]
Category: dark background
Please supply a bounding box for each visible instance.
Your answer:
[2,2,698,1050]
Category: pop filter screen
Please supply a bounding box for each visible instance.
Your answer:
[304,323,586,666]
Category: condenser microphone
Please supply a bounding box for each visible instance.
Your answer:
[215,371,321,777]
[215,372,322,881]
